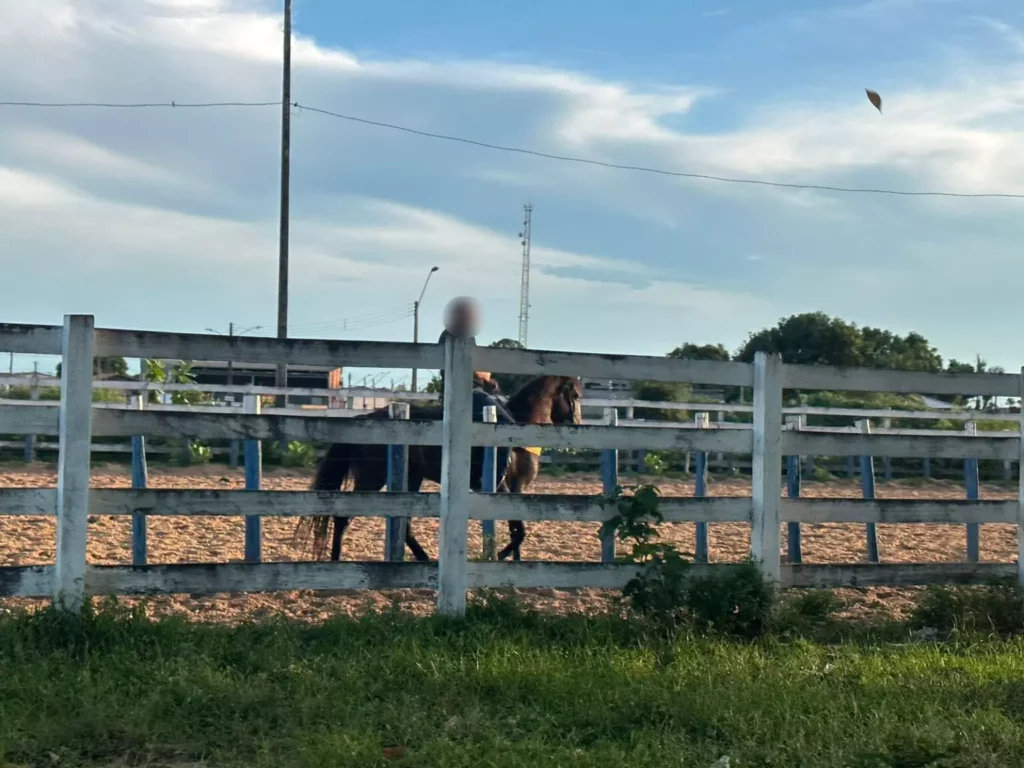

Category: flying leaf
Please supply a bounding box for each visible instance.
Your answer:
[865,88,882,113]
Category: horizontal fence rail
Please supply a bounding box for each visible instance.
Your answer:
[2,315,1024,615]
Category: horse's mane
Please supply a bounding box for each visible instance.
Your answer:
[503,375,563,422]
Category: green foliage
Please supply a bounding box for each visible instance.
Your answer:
[733,311,943,373]
[910,581,1024,637]
[140,359,213,406]
[773,589,844,636]
[8,601,1024,766]
[667,342,730,361]
[685,560,777,638]
[599,484,691,635]
[264,440,319,467]
[188,441,213,464]
[598,484,775,639]
[56,355,128,379]
[423,374,442,394]
[632,380,692,421]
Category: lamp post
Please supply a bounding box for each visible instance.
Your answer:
[410,266,439,393]
[205,323,263,397]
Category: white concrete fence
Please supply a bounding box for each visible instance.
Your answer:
[1,315,1023,615]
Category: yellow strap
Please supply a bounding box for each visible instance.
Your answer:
[523,446,543,456]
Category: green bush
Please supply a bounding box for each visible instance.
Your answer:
[910,582,1024,636]
[773,589,844,635]
[599,483,776,639]
[685,559,776,638]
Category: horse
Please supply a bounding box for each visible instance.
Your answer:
[296,374,583,563]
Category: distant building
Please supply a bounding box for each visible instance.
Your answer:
[158,360,342,406]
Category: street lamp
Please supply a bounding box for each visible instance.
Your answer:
[410,266,439,393]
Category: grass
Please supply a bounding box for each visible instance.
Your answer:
[2,598,1024,767]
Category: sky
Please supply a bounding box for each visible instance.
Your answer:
[3,0,1024,385]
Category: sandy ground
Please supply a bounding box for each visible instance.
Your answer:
[1,462,1016,623]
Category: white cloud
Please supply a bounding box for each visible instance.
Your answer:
[2,0,1024,374]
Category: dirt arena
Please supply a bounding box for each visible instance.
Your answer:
[1,462,1016,623]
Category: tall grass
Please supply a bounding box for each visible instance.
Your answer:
[2,596,1024,767]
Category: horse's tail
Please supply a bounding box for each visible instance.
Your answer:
[294,442,353,559]
[294,407,393,558]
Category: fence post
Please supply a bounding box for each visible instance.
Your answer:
[481,405,497,560]
[964,421,980,563]
[715,410,725,472]
[130,393,149,566]
[785,415,803,564]
[694,412,710,563]
[856,419,880,563]
[751,352,783,584]
[23,367,40,463]
[243,394,262,562]
[54,314,95,612]
[600,407,618,562]
[1018,366,1024,586]
[882,417,893,480]
[437,331,474,616]
[384,402,410,562]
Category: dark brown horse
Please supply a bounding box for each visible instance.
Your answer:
[297,375,582,562]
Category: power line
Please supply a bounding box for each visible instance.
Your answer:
[2,99,1023,200]
[0,100,280,109]
[289,304,414,329]
[287,305,415,335]
[295,104,1024,200]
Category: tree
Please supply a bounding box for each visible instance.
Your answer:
[487,338,532,395]
[734,312,863,367]
[140,359,213,406]
[56,356,128,379]
[633,380,691,422]
[946,355,1003,409]
[858,328,941,372]
[735,312,944,372]
[667,343,730,362]
[95,356,129,377]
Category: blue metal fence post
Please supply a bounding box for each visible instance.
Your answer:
[882,417,893,480]
[130,393,149,565]
[481,405,497,560]
[23,366,40,463]
[785,415,803,564]
[599,407,618,562]
[694,412,710,562]
[385,402,411,561]
[857,419,880,563]
[964,420,980,563]
[243,394,262,562]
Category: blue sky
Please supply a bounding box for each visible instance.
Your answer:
[2,0,1024,384]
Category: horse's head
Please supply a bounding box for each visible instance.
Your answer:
[549,376,583,425]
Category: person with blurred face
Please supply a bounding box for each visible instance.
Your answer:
[436,296,513,485]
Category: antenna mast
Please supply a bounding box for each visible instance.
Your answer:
[517,203,532,347]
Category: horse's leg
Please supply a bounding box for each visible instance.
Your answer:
[330,516,351,561]
[331,452,387,561]
[404,460,431,562]
[497,450,538,561]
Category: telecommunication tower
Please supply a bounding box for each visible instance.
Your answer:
[517,203,532,347]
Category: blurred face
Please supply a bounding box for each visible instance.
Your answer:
[443,296,481,337]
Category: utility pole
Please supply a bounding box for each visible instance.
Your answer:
[518,203,532,348]
[226,322,234,392]
[410,265,439,392]
[275,0,292,408]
